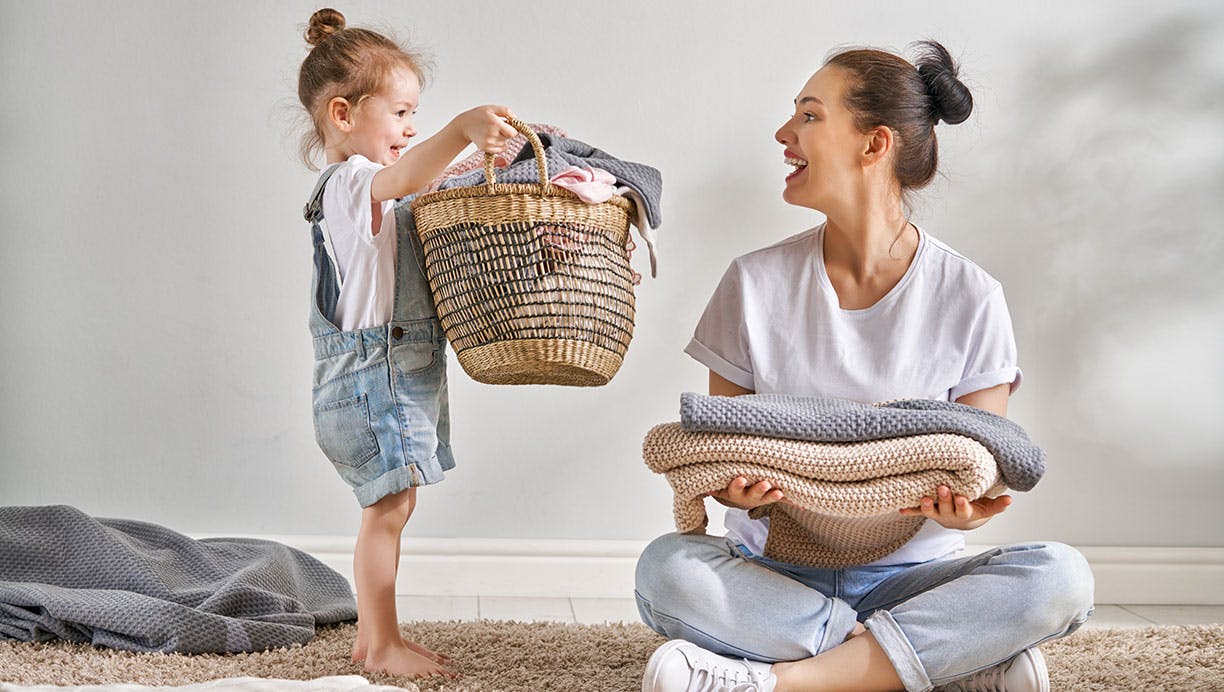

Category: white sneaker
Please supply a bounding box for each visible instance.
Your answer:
[642,639,778,692]
[940,648,1050,692]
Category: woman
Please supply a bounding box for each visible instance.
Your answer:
[635,42,1094,692]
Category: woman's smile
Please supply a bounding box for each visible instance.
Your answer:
[784,149,809,182]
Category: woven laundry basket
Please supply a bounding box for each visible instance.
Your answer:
[409,118,636,386]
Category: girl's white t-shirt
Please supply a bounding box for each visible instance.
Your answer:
[685,223,1022,566]
[320,155,398,331]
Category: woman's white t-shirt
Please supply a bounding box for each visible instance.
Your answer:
[685,223,1021,566]
[320,155,398,331]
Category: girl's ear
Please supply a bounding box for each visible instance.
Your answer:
[328,97,354,133]
[862,126,893,167]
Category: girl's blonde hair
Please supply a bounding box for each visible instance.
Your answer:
[296,8,429,170]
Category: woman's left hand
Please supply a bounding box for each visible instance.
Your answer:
[899,485,1012,530]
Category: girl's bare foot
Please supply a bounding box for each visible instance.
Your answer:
[352,625,365,663]
[353,632,452,666]
[363,640,457,679]
[405,638,453,665]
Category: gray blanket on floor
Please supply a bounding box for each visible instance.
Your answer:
[679,393,1046,491]
[0,505,356,653]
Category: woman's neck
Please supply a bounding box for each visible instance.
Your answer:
[822,204,915,283]
[819,198,919,310]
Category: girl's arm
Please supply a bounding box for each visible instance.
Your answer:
[371,105,517,202]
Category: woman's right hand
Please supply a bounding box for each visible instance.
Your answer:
[707,476,785,510]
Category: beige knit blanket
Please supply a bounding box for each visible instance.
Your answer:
[642,423,1005,567]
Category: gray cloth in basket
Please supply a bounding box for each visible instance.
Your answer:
[679,393,1045,491]
[0,505,356,653]
[437,133,663,229]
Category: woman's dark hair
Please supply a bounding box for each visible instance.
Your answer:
[825,40,972,191]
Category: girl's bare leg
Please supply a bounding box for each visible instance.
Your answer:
[351,488,455,679]
[352,520,452,665]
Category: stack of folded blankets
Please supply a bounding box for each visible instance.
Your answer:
[643,393,1046,568]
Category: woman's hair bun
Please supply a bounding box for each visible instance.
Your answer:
[914,40,973,125]
[305,8,346,47]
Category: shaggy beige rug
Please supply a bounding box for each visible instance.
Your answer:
[1,622,1221,691]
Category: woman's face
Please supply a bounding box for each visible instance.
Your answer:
[775,66,866,211]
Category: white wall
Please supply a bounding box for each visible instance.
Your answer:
[2,0,1221,549]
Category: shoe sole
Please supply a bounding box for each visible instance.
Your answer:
[642,639,691,692]
[1028,648,1050,692]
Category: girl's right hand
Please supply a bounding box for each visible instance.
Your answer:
[707,476,785,510]
[456,105,518,154]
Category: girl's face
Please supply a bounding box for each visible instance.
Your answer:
[774,66,867,211]
[344,66,421,166]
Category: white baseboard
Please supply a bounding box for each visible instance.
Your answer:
[1057,545,1224,605]
[265,536,644,599]
[226,535,1224,605]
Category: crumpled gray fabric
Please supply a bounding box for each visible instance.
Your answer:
[679,393,1046,491]
[437,133,663,229]
[0,505,356,653]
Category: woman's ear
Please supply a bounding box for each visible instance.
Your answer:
[862,126,894,167]
[327,97,354,133]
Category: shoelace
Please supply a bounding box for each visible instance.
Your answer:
[688,659,768,692]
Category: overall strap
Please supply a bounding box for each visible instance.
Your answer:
[388,197,444,331]
[303,163,343,223]
[305,163,345,330]
[305,163,346,290]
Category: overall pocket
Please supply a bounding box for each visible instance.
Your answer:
[390,338,438,375]
[313,393,380,468]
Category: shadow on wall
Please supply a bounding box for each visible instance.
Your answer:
[952,17,1224,476]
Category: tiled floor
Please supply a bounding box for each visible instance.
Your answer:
[396,597,1224,627]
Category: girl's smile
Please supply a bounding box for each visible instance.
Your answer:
[333,66,421,167]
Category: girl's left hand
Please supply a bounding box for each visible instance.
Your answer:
[900,485,1012,530]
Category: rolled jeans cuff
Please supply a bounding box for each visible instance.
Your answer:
[817,597,861,656]
[864,609,931,692]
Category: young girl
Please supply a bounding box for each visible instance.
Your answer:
[296,8,516,679]
[635,42,1094,691]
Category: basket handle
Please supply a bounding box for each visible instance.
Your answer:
[483,117,550,192]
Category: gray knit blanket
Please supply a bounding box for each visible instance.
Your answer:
[680,393,1045,491]
[0,505,356,653]
[437,133,663,228]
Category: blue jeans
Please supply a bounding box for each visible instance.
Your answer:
[634,533,1094,692]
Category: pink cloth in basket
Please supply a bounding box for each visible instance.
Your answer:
[548,165,617,203]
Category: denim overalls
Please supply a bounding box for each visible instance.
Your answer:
[303,165,455,507]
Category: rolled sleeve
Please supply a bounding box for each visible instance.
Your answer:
[950,365,1023,401]
[685,338,755,390]
[334,156,393,243]
[686,260,756,390]
[952,285,1021,400]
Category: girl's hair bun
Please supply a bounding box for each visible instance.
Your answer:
[914,40,973,125]
[305,8,346,47]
